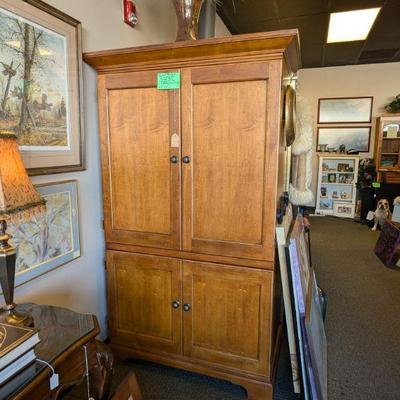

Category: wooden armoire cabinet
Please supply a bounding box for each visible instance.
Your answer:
[84,30,300,399]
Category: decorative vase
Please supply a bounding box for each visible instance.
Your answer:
[172,0,204,41]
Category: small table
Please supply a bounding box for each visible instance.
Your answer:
[3,304,113,400]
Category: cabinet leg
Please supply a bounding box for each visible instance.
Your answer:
[241,381,273,400]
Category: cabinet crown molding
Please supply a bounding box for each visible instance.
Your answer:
[83,30,300,74]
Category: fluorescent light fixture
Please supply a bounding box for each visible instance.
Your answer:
[327,7,381,43]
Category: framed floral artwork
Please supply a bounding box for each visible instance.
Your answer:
[7,180,80,287]
[0,0,85,175]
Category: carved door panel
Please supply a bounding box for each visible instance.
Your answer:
[182,261,272,375]
[107,251,182,355]
[98,71,181,249]
[181,62,279,260]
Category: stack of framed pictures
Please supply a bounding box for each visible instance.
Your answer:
[276,213,327,400]
[316,97,373,154]
[0,0,85,287]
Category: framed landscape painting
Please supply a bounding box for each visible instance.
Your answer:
[317,127,371,153]
[0,0,85,175]
[318,97,373,124]
[6,180,80,287]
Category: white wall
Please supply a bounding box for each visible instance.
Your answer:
[298,62,400,205]
[8,0,230,337]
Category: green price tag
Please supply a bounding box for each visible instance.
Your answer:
[157,72,180,90]
[372,182,381,188]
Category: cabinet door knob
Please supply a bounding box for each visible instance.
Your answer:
[171,300,180,309]
[183,303,191,312]
[182,156,190,164]
[170,155,179,164]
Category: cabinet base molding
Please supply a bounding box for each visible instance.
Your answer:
[110,343,273,400]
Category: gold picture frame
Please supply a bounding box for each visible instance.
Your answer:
[0,0,85,175]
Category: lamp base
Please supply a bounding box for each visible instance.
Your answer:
[0,305,33,327]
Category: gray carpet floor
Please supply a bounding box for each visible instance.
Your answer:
[310,216,400,400]
[63,216,400,399]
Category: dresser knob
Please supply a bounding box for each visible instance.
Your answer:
[170,155,178,163]
[183,303,191,312]
[182,156,190,164]
[171,300,180,309]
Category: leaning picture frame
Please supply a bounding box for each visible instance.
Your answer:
[0,0,85,175]
[318,97,373,124]
[6,180,80,287]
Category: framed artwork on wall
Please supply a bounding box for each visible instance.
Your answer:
[317,127,371,153]
[318,97,373,124]
[0,0,85,175]
[6,180,80,288]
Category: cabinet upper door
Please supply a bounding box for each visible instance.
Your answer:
[107,251,182,355]
[98,71,181,249]
[181,62,281,261]
[182,261,272,376]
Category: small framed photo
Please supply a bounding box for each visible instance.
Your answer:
[383,123,400,138]
[320,199,333,210]
[337,163,348,172]
[338,174,347,183]
[334,203,355,218]
[318,97,373,124]
[328,173,336,183]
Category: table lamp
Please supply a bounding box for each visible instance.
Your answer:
[0,132,46,326]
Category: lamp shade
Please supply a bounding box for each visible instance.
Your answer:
[0,133,45,219]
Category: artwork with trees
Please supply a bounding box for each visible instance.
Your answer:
[0,6,69,149]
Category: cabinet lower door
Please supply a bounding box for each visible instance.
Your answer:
[107,251,182,355]
[182,261,272,376]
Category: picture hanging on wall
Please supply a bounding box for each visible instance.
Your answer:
[317,127,371,153]
[318,97,373,124]
[0,0,85,175]
[6,180,80,288]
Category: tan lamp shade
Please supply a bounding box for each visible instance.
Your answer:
[0,133,45,221]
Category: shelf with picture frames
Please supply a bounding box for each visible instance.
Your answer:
[316,154,360,218]
[320,196,353,201]
[374,114,400,183]
[322,182,354,186]
[321,171,354,174]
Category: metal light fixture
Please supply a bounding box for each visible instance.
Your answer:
[0,132,46,326]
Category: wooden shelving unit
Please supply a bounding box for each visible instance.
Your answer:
[375,114,400,183]
[316,154,359,218]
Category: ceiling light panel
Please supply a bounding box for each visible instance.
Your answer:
[327,8,381,43]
